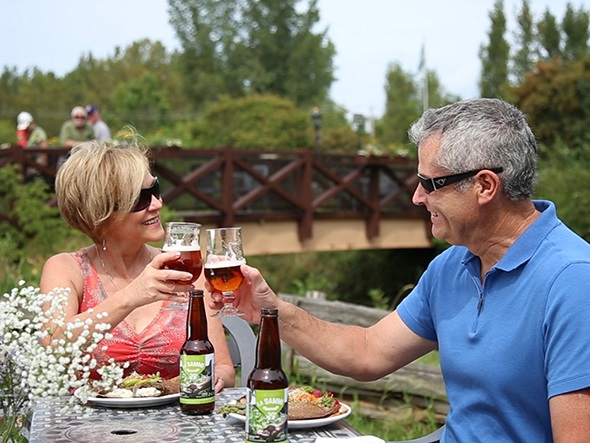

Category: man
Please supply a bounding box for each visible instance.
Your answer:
[86,105,111,141]
[211,98,590,442]
[59,106,94,147]
[16,111,48,148]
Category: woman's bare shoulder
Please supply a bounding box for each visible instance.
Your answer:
[41,249,88,294]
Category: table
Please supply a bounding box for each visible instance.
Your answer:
[28,388,361,443]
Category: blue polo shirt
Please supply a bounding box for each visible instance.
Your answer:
[398,200,590,442]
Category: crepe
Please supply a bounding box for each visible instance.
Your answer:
[93,372,179,398]
[287,386,342,420]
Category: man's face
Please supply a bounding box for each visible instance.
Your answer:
[72,112,87,128]
[411,136,479,246]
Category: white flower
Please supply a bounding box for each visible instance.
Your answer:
[0,284,124,439]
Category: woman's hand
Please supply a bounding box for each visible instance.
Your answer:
[126,251,195,308]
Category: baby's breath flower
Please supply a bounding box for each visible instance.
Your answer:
[0,284,123,440]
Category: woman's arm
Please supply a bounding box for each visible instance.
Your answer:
[40,249,193,342]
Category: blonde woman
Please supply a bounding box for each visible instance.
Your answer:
[41,140,235,392]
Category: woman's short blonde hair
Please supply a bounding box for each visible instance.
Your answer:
[56,140,152,242]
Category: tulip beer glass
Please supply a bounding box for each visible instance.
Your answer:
[204,227,246,317]
[162,222,203,284]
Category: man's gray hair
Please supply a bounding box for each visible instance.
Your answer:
[408,98,538,201]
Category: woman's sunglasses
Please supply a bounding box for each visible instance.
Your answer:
[131,177,161,212]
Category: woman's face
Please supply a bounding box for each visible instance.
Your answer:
[109,174,165,247]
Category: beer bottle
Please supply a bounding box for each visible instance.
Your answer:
[246,308,289,443]
[179,289,215,415]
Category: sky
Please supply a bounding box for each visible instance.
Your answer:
[1,0,588,119]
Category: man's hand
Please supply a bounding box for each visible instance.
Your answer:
[207,264,278,324]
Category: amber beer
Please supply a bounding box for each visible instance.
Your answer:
[162,247,203,284]
[179,290,215,415]
[246,308,288,443]
[203,261,245,293]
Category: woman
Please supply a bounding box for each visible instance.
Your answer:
[40,140,235,392]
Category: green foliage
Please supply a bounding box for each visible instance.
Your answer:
[0,166,85,290]
[379,64,458,146]
[537,9,561,60]
[168,0,334,108]
[190,94,311,149]
[368,288,389,310]
[380,63,420,145]
[249,248,435,307]
[535,141,590,241]
[345,402,439,441]
[479,0,510,97]
[562,4,590,62]
[509,56,590,150]
[511,0,535,83]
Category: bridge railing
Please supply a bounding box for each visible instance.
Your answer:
[1,145,427,242]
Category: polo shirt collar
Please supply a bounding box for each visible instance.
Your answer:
[462,200,559,272]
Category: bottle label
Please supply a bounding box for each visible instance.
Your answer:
[246,388,288,443]
[179,353,215,404]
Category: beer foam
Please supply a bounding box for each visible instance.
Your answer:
[204,259,246,269]
[162,245,201,252]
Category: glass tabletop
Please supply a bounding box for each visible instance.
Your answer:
[28,388,360,443]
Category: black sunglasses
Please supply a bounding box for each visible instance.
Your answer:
[131,177,161,212]
[417,167,503,194]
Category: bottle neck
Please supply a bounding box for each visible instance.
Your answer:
[186,290,209,341]
[256,313,282,368]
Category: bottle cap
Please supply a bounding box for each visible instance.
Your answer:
[261,307,278,316]
[189,289,204,297]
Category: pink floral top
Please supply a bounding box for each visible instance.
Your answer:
[71,249,186,379]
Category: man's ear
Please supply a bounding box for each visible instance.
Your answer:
[476,170,501,203]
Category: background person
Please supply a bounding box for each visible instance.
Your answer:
[16,111,48,148]
[86,104,111,141]
[59,106,94,147]
[40,139,235,392]
[211,98,590,441]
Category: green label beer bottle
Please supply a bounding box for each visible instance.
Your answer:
[180,289,215,415]
[246,308,288,443]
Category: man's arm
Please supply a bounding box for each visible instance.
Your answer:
[549,387,590,442]
[222,265,437,381]
[277,301,437,381]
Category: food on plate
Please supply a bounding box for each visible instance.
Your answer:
[287,385,341,420]
[92,372,180,398]
[218,385,346,420]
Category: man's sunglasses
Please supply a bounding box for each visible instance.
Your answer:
[417,167,503,194]
[131,177,161,212]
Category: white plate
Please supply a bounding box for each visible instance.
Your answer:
[86,393,180,408]
[228,402,351,430]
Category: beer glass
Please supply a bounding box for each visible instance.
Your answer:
[204,227,246,317]
[162,222,203,284]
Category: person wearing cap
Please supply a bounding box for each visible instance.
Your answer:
[86,105,111,141]
[59,106,95,147]
[16,111,48,148]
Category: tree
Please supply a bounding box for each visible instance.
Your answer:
[562,4,590,62]
[509,56,590,149]
[189,94,311,149]
[380,64,458,146]
[167,0,335,108]
[380,63,420,145]
[536,9,561,61]
[511,0,535,83]
[479,0,510,97]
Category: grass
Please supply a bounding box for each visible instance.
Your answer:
[346,410,440,441]
[287,370,443,441]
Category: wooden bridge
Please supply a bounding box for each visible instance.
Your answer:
[1,145,433,255]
